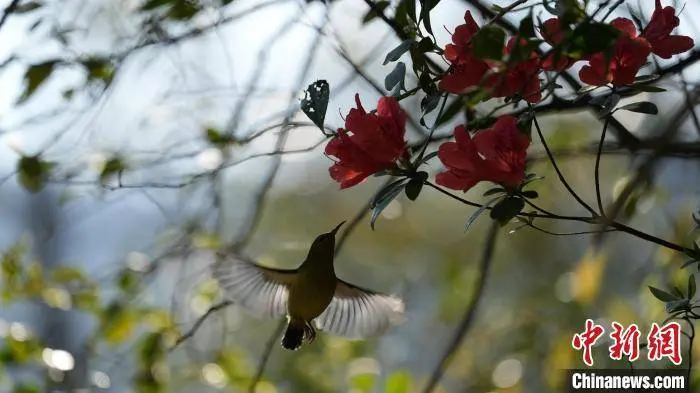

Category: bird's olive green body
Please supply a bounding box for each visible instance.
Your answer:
[287,226,339,321]
[288,257,337,321]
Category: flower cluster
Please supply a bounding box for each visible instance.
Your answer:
[441,0,694,97]
[326,95,529,192]
[324,1,694,194]
[439,12,542,103]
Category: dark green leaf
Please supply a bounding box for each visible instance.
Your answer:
[82,58,115,86]
[521,190,538,199]
[632,85,666,93]
[420,92,440,115]
[370,183,406,230]
[167,0,201,20]
[618,101,658,115]
[383,39,414,65]
[17,155,52,193]
[648,286,680,302]
[139,332,165,367]
[405,171,428,201]
[482,187,506,197]
[518,13,535,38]
[100,157,126,183]
[385,61,406,92]
[577,84,600,95]
[18,60,58,104]
[418,0,439,34]
[141,0,170,11]
[436,96,465,127]
[14,1,42,13]
[672,286,684,298]
[416,37,435,53]
[465,196,502,231]
[565,22,619,58]
[403,0,416,22]
[634,74,659,84]
[489,196,524,226]
[371,179,408,208]
[300,80,330,131]
[471,26,506,60]
[681,259,697,269]
[689,274,696,299]
[362,1,390,24]
[419,151,438,163]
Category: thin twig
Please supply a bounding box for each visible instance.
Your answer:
[248,319,286,393]
[421,221,499,393]
[595,117,610,216]
[169,300,233,351]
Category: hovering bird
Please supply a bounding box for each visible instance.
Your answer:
[212,221,405,350]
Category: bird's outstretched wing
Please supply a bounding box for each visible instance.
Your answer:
[212,254,297,319]
[313,279,404,339]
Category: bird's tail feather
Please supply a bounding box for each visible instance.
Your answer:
[282,318,315,350]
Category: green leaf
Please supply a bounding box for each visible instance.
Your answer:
[618,101,658,115]
[385,61,406,93]
[565,22,619,58]
[483,187,506,197]
[370,182,406,230]
[385,370,412,393]
[351,373,377,393]
[139,332,166,367]
[300,80,330,132]
[383,39,414,65]
[166,0,200,20]
[403,0,416,22]
[471,26,506,60]
[632,85,666,93]
[465,196,502,231]
[101,302,137,344]
[100,156,126,183]
[82,58,115,86]
[521,190,538,199]
[689,274,696,299]
[17,155,52,193]
[489,196,524,226]
[18,60,58,104]
[362,1,390,24]
[648,286,680,302]
[418,0,439,34]
[14,1,42,13]
[597,94,621,118]
[518,13,535,38]
[141,0,171,11]
[405,171,428,201]
[371,179,408,208]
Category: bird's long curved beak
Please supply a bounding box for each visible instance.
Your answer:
[330,221,346,235]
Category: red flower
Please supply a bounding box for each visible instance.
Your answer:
[439,11,490,94]
[579,18,651,86]
[436,115,530,192]
[642,0,694,59]
[325,94,408,189]
[484,37,542,103]
[540,18,576,71]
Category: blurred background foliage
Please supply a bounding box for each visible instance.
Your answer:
[0,0,699,392]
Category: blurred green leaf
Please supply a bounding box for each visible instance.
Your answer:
[100,156,126,183]
[101,302,137,345]
[14,1,42,13]
[370,181,406,230]
[17,155,53,193]
[362,1,390,24]
[351,373,377,393]
[18,60,58,104]
[471,26,506,60]
[689,274,696,299]
[82,58,115,86]
[385,370,412,393]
